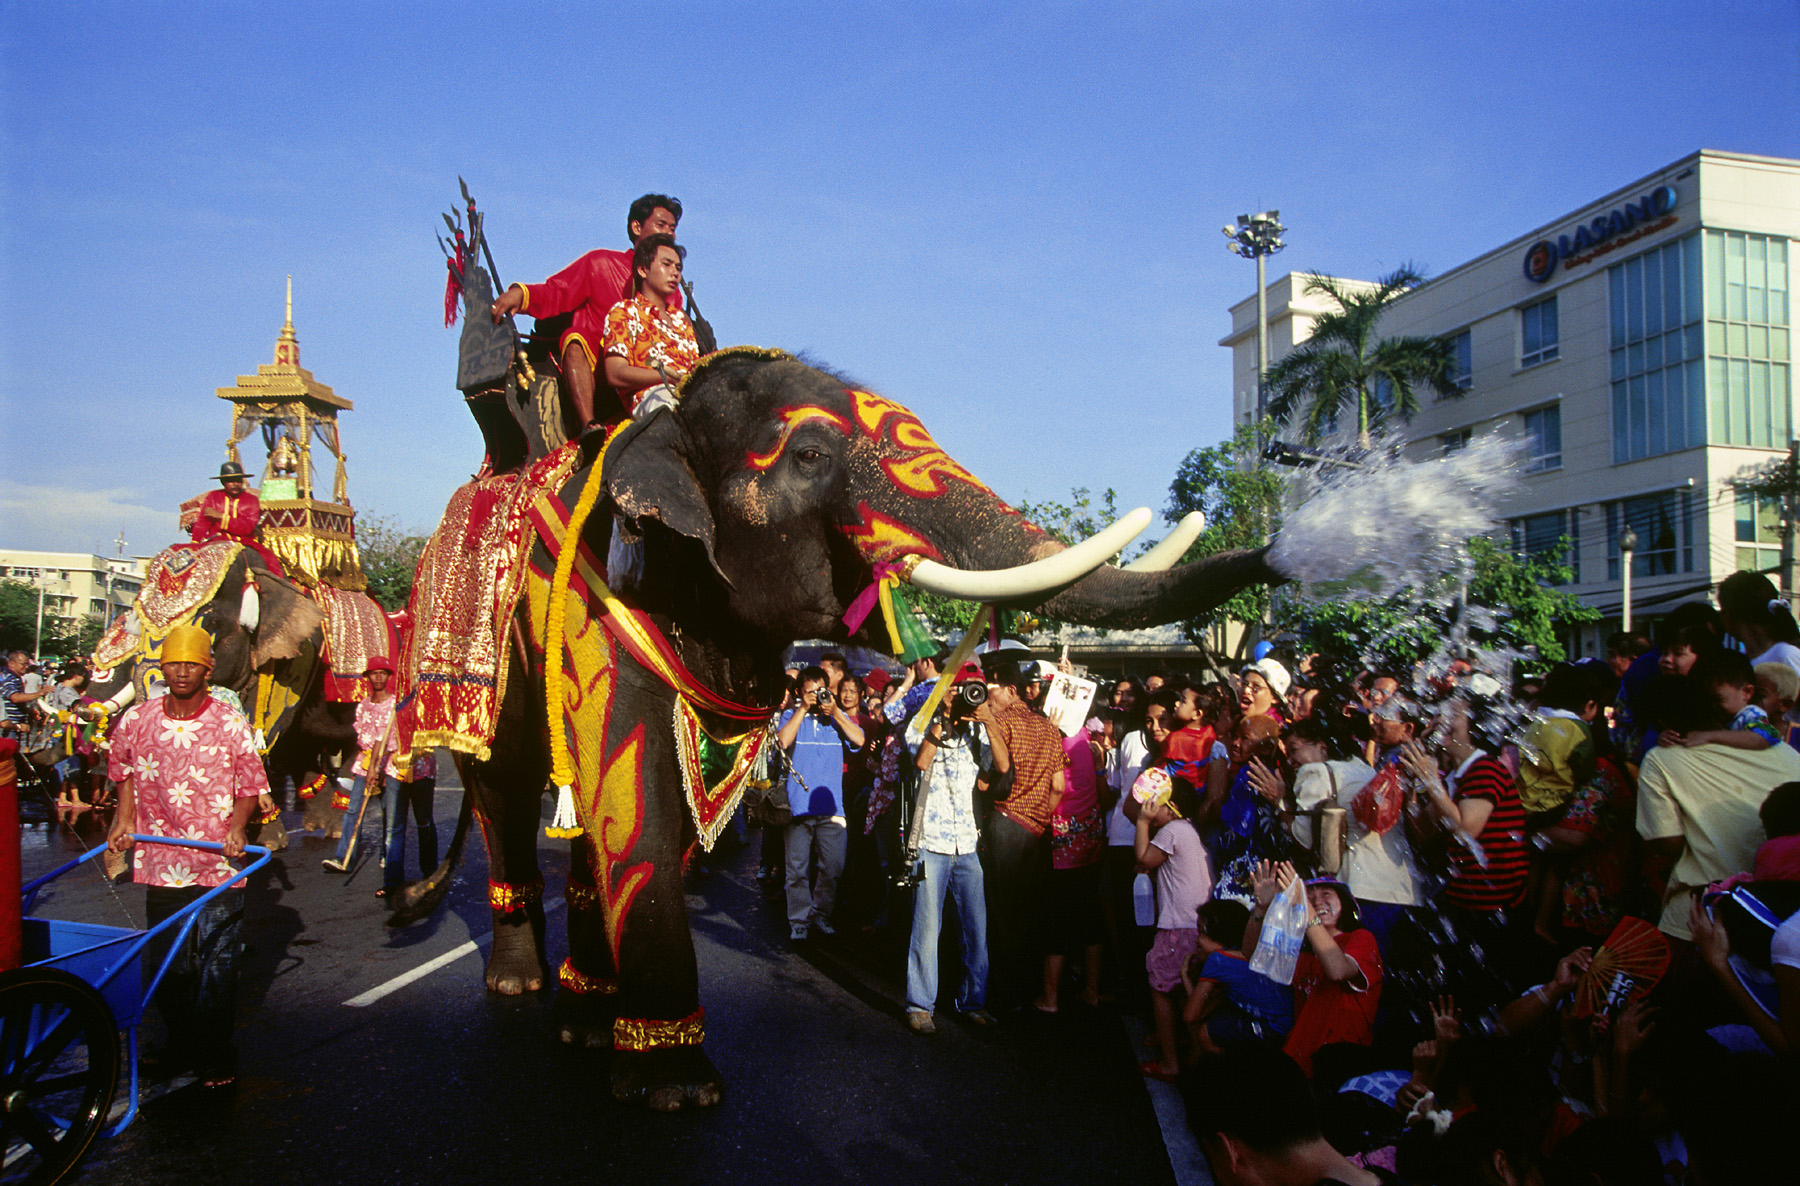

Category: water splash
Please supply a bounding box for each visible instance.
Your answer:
[1267,432,1521,594]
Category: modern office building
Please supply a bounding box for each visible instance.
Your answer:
[1223,150,1799,656]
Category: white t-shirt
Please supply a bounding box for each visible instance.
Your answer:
[1773,911,1800,972]
[1292,757,1427,907]
[1752,641,1800,674]
[1107,730,1152,846]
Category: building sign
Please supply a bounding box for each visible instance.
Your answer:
[1523,186,1679,282]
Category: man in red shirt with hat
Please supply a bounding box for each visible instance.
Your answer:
[190,462,261,548]
[187,461,284,574]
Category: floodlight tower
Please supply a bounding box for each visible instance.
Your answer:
[1223,211,1288,439]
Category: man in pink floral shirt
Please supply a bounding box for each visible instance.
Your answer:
[107,624,267,1087]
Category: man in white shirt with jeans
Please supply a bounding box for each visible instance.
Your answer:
[903,667,998,1033]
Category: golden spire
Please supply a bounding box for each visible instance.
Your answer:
[275,275,299,367]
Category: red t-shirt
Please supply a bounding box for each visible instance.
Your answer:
[1282,927,1383,1076]
[1160,724,1216,788]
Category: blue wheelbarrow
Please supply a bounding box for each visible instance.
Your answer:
[0,836,270,1185]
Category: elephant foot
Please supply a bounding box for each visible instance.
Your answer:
[485,914,548,995]
[611,1046,722,1111]
[553,985,618,1048]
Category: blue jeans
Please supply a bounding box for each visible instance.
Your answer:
[333,774,436,888]
[906,849,988,1014]
[387,777,438,885]
[333,772,395,867]
[144,885,243,1072]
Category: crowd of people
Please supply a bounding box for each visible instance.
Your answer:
[760,570,1800,1184]
[9,556,1800,1178]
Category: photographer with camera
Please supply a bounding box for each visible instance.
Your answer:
[901,663,999,1034]
[775,666,866,941]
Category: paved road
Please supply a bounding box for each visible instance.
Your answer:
[18,776,1208,1186]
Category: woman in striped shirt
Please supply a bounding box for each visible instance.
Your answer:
[1401,705,1532,1014]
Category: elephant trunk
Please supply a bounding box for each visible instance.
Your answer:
[1031,545,1286,630]
[912,487,1286,630]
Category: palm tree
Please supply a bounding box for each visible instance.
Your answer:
[1262,266,1461,446]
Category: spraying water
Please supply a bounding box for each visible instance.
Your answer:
[1263,429,1538,749]
[1256,431,1571,1031]
[1267,431,1522,594]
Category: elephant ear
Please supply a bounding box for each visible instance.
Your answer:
[602,408,723,579]
[249,568,324,668]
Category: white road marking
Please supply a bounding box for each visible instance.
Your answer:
[342,898,563,1008]
[1121,1014,1214,1185]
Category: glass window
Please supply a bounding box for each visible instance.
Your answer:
[1606,491,1692,580]
[1447,330,1473,390]
[1705,229,1794,449]
[1442,428,1472,456]
[1524,405,1561,473]
[1736,493,1785,575]
[1509,509,1580,584]
[1610,233,1706,462]
[1521,296,1559,367]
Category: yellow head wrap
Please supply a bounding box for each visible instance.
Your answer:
[162,624,214,669]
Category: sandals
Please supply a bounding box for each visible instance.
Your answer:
[1139,1059,1178,1083]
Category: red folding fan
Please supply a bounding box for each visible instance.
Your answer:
[1572,916,1670,1018]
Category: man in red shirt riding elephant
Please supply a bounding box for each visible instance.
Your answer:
[488,194,683,429]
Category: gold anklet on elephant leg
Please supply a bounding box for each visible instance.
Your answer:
[613,1009,706,1051]
[558,958,618,995]
[487,877,545,913]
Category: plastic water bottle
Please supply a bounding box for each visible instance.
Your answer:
[1132,872,1156,927]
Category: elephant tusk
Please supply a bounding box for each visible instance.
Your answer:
[239,582,261,633]
[905,507,1153,602]
[1122,511,1206,572]
[103,683,137,716]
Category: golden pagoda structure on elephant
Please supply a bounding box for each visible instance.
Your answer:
[207,278,367,591]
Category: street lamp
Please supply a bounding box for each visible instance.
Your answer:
[27,569,66,663]
[1619,525,1639,633]
[1223,211,1288,440]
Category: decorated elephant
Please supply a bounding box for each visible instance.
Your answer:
[87,547,358,803]
[430,347,1283,1111]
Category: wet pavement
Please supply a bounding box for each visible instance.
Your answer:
[15,770,1207,1186]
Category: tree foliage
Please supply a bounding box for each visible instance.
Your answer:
[357,515,430,612]
[0,580,40,655]
[0,580,104,659]
[1165,420,1285,652]
[1726,443,1800,504]
[1274,533,1598,678]
[1263,268,1461,445]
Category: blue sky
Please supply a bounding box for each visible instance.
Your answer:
[2,1,1796,558]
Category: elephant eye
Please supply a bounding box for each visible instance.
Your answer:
[795,447,825,465]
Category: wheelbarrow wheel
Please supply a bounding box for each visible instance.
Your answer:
[0,967,121,1186]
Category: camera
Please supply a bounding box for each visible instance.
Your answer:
[950,680,987,718]
[812,687,834,708]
